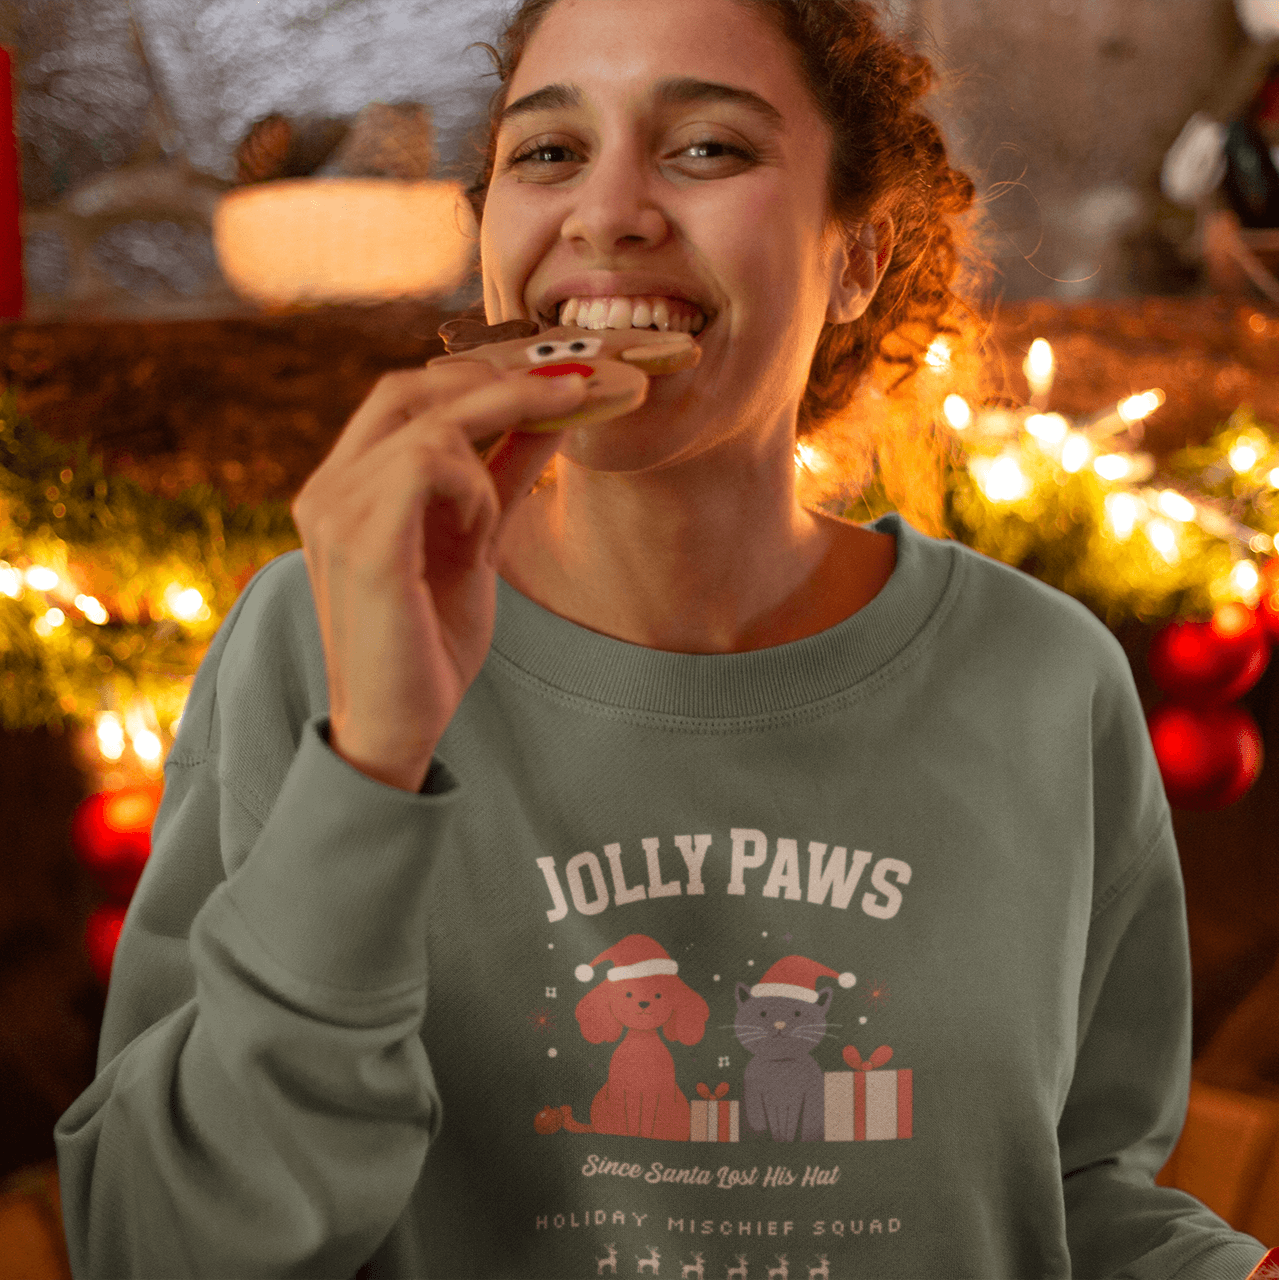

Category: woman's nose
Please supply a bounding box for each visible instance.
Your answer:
[561,146,669,255]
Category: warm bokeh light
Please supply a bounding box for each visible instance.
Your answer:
[1025,413,1069,447]
[1060,433,1093,473]
[1118,389,1165,423]
[33,607,65,637]
[75,594,108,625]
[974,454,1031,503]
[924,337,952,369]
[96,712,125,761]
[1104,492,1140,540]
[943,394,972,430]
[1158,489,1196,522]
[163,583,205,622]
[1230,442,1260,473]
[0,562,21,598]
[1093,454,1131,482]
[1228,560,1261,600]
[1146,518,1181,563]
[25,565,58,591]
[212,179,478,307]
[1023,339,1054,399]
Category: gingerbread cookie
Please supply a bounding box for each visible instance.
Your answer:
[432,319,702,435]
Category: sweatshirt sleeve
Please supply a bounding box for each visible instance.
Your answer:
[1057,636,1269,1280]
[54,552,462,1280]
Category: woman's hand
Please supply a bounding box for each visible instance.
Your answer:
[291,360,587,792]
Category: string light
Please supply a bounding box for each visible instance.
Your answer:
[1026,413,1069,447]
[1105,492,1140,541]
[1094,454,1132,482]
[1146,518,1181,563]
[1157,489,1196,522]
[95,712,125,761]
[924,337,951,369]
[943,394,972,430]
[1023,339,1054,405]
[1230,441,1260,473]
[1060,433,1093,474]
[1118,390,1165,424]
[0,563,20,598]
[25,565,58,591]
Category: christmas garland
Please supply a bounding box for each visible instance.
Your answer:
[2,376,1278,765]
[0,384,300,743]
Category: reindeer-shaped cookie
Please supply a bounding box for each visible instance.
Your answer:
[432,317,701,437]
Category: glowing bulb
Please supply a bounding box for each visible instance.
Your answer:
[1105,492,1139,540]
[163,584,205,622]
[1025,413,1069,446]
[924,337,951,369]
[75,594,108,625]
[983,455,1031,503]
[1146,517,1180,563]
[1230,560,1261,598]
[0,564,21,598]
[1093,454,1131,482]
[1025,339,1054,383]
[1060,433,1093,473]
[96,712,125,761]
[132,728,162,763]
[1157,489,1196,522]
[33,608,66,637]
[1230,442,1260,473]
[943,395,972,430]
[1269,467,1279,489]
[1118,390,1165,423]
[25,566,58,591]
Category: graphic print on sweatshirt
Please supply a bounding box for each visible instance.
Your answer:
[520,827,915,1277]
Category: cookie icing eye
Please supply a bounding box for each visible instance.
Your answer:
[526,337,604,363]
[567,338,602,357]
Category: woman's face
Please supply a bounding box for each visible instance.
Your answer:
[481,0,870,474]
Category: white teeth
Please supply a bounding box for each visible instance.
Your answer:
[553,295,708,333]
[606,298,632,329]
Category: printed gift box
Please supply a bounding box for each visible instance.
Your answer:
[825,1045,913,1141]
[691,1081,739,1142]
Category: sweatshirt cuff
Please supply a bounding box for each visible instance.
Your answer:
[220,713,462,990]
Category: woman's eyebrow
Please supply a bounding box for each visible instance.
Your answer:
[499,77,785,131]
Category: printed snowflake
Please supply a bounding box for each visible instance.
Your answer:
[527,1006,556,1034]
[861,978,891,1010]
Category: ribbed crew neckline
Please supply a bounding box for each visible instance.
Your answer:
[491,511,959,720]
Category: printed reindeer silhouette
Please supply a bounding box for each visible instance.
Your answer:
[680,1252,705,1279]
[727,1255,750,1280]
[807,1257,830,1280]
[637,1245,661,1275]
[767,1257,789,1280]
[596,1243,618,1275]
[567,936,710,1140]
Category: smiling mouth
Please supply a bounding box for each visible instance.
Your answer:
[541,295,710,337]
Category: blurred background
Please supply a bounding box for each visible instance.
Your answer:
[3,0,1279,1274]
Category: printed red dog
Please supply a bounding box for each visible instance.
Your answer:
[573,935,710,1140]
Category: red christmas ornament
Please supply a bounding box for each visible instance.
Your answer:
[71,784,162,901]
[1147,603,1271,706]
[1147,702,1264,809]
[1259,558,1279,645]
[84,902,127,986]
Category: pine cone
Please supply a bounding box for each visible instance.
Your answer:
[318,102,436,180]
[235,114,293,184]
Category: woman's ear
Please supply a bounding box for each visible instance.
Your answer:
[827,215,894,326]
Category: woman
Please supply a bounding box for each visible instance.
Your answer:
[56,1,1275,1277]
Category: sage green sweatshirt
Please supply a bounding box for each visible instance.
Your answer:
[55,512,1269,1279]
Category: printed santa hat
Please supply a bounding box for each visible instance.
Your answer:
[751,954,856,1004]
[575,934,679,984]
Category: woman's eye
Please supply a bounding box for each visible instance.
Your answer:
[509,142,580,168]
[679,139,753,165]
